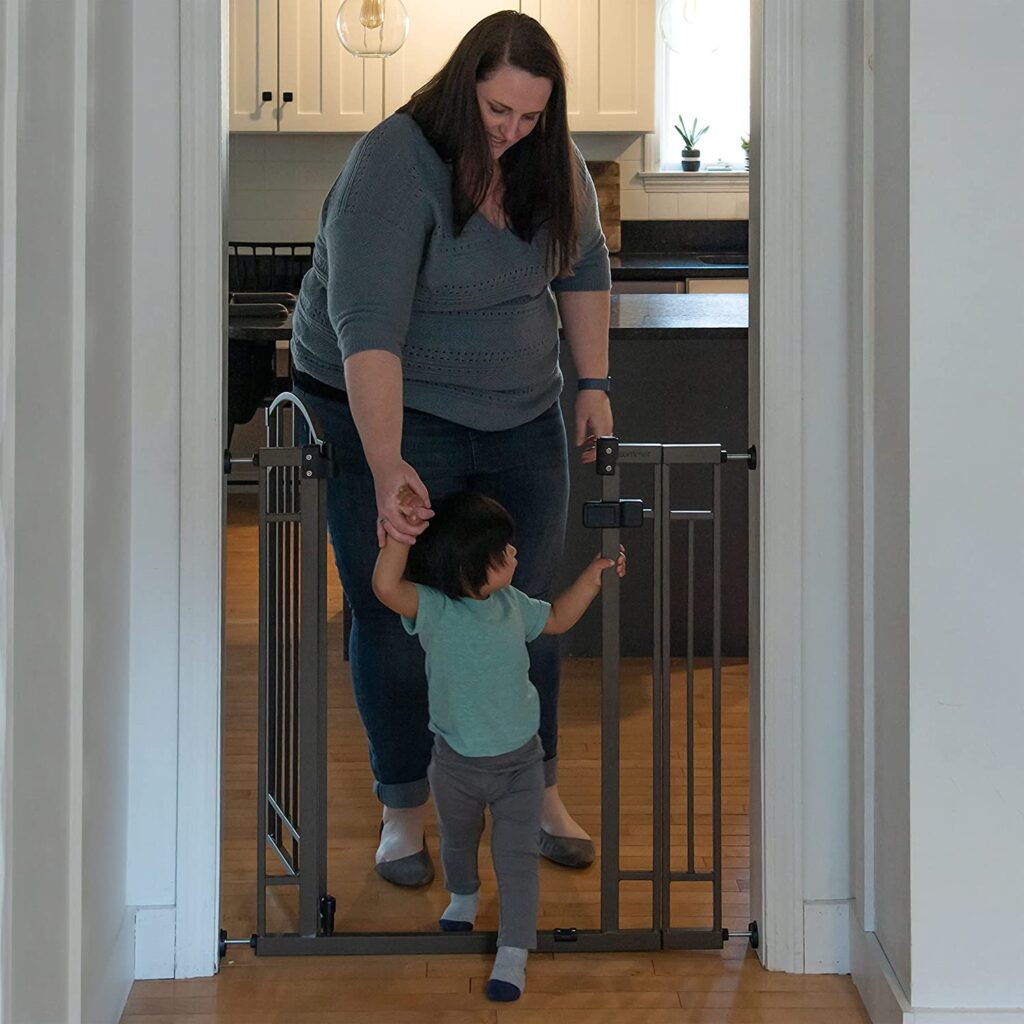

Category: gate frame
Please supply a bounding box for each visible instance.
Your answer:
[251,420,744,957]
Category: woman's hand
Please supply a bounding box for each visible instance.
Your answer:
[371,461,433,547]
[575,390,614,464]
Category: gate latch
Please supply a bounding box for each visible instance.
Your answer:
[582,498,645,530]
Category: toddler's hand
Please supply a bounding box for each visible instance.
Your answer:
[586,545,627,586]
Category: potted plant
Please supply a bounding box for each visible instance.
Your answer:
[740,135,750,170]
[674,115,709,171]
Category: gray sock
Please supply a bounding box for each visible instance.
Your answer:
[485,946,528,1002]
[439,891,478,932]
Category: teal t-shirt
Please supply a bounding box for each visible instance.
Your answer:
[401,583,552,758]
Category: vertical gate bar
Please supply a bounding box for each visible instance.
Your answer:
[275,464,285,850]
[291,466,301,866]
[600,469,621,933]
[256,448,270,936]
[282,466,293,864]
[711,463,723,936]
[291,466,300,866]
[660,463,673,932]
[268,462,281,851]
[651,463,665,931]
[659,464,675,937]
[290,416,301,868]
[686,522,695,875]
[274,418,284,851]
[298,461,327,936]
[314,465,330,922]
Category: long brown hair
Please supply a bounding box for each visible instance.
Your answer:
[399,11,581,277]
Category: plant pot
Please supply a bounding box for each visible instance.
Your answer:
[681,148,701,172]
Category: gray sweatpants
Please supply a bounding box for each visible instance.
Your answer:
[427,734,545,950]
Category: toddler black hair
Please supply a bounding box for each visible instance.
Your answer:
[405,490,514,599]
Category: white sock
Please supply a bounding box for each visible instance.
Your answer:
[375,805,425,864]
[439,891,478,931]
[486,946,528,1001]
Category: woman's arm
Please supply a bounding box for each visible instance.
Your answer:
[556,289,613,464]
[372,535,419,619]
[344,350,433,547]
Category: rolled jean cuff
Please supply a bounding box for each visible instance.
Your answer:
[543,754,558,788]
[374,776,430,809]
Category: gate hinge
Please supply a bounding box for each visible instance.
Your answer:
[300,442,336,479]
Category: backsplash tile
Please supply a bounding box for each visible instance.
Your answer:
[228,130,749,242]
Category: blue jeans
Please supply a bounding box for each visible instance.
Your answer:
[295,387,569,809]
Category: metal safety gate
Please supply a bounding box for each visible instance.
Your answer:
[230,393,756,957]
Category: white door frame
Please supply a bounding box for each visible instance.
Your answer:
[174,0,806,977]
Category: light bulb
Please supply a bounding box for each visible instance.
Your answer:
[360,1,383,29]
[336,0,409,58]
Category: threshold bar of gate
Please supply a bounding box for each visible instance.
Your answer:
[253,930,665,956]
[662,928,725,951]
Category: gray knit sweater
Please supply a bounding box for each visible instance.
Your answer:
[290,113,611,431]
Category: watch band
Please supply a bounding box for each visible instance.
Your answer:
[577,376,611,393]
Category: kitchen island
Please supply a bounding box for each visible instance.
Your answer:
[559,292,750,657]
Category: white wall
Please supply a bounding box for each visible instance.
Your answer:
[81,0,137,1017]
[795,0,854,973]
[869,0,914,999]
[6,0,137,1020]
[907,0,1024,1008]
[0,0,17,1017]
[849,0,1024,1016]
[10,2,77,1017]
[126,0,181,979]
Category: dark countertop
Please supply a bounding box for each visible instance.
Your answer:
[610,253,748,281]
[605,292,747,339]
[228,312,292,342]
[230,292,749,343]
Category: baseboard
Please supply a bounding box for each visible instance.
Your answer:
[849,921,1024,1023]
[911,1014,1024,1024]
[850,922,910,1023]
[804,899,850,973]
[134,906,176,979]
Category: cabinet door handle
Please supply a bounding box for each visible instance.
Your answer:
[282,91,293,102]
[261,90,272,102]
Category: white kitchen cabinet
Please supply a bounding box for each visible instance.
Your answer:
[230,0,654,134]
[522,0,655,132]
[382,0,513,118]
[230,0,383,133]
[229,0,279,131]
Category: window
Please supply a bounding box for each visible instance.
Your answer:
[654,0,750,173]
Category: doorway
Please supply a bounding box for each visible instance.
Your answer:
[177,0,809,977]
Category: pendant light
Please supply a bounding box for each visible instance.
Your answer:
[659,0,726,55]
[336,0,409,58]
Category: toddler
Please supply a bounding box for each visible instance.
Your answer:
[372,489,625,1001]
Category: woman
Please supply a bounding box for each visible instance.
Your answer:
[290,11,612,887]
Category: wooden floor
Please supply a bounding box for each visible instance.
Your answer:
[118,493,869,1022]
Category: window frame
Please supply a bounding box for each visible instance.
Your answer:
[639,3,750,194]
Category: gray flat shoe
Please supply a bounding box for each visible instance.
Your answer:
[375,832,435,887]
[537,828,595,868]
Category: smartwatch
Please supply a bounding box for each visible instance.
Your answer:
[577,377,611,393]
